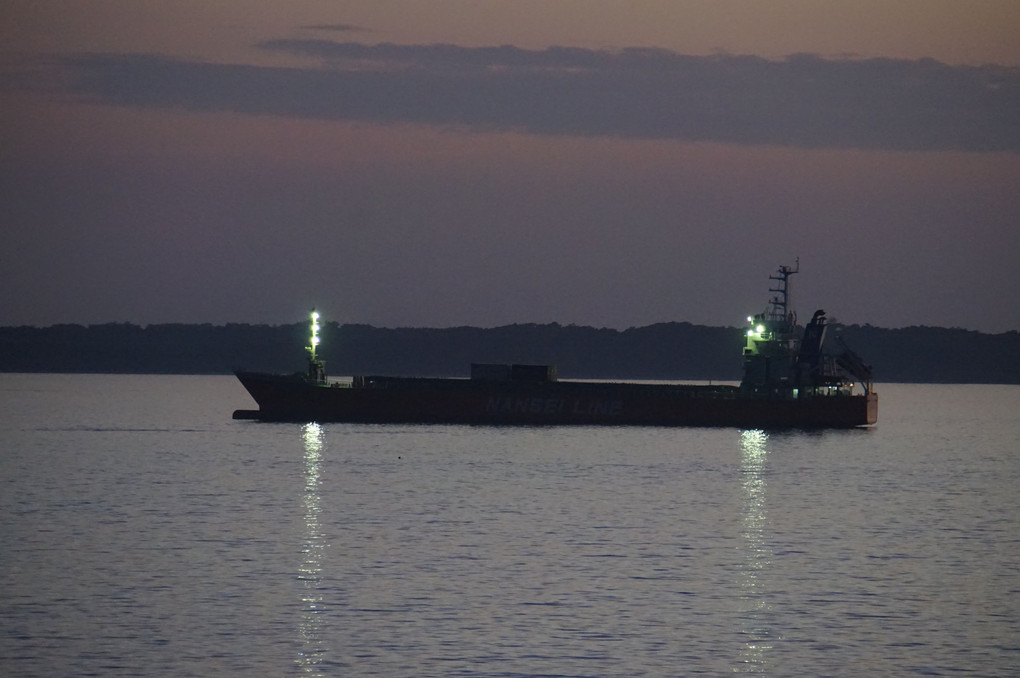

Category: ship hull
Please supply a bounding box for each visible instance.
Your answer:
[234,371,878,428]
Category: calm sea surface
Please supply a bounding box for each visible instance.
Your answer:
[1,375,1018,677]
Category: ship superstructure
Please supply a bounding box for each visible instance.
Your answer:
[741,260,872,399]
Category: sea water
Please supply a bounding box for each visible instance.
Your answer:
[1,375,1018,677]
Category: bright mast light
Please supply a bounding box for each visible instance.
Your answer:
[309,309,321,360]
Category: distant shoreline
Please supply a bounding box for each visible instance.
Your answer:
[2,322,1017,384]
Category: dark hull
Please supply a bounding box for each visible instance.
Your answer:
[234,371,878,428]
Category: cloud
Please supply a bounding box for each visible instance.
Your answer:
[54,42,1020,151]
[300,24,369,34]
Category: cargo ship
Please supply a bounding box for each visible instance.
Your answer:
[233,263,877,428]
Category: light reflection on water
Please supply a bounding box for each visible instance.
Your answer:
[298,422,327,675]
[738,429,773,672]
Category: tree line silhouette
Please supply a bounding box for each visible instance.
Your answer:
[1,321,1016,383]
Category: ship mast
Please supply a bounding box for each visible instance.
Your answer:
[766,257,799,324]
[306,309,326,385]
[741,260,801,394]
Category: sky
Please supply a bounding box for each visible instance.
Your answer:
[2,1,1019,333]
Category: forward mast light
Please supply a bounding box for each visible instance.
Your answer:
[309,309,321,359]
